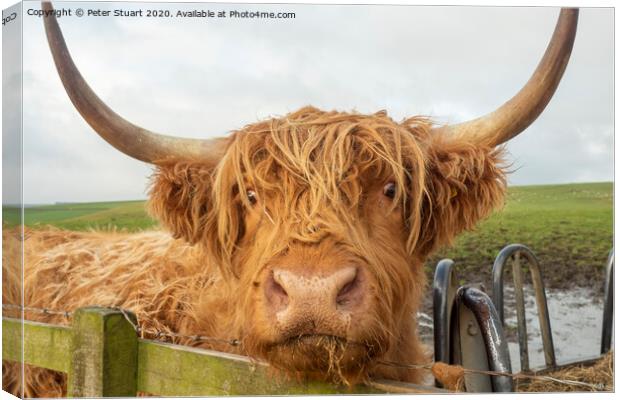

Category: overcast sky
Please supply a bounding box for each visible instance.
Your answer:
[5,1,614,204]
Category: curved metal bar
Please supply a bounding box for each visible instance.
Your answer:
[491,244,556,370]
[433,259,457,365]
[601,249,614,354]
[459,287,514,392]
[511,252,529,370]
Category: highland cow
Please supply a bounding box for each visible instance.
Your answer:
[2,3,578,397]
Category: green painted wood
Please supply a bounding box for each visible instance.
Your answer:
[2,318,22,366]
[4,315,444,396]
[67,307,138,397]
[2,317,71,372]
[137,339,387,396]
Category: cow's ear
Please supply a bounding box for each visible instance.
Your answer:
[416,136,507,257]
[148,162,215,244]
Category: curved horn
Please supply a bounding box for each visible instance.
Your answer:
[434,8,579,146]
[42,1,227,164]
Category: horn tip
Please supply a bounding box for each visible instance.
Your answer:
[560,8,579,18]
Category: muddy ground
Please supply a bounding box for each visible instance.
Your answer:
[418,245,612,372]
[419,245,610,334]
[424,240,611,294]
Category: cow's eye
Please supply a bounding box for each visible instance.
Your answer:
[383,182,397,199]
[247,189,258,205]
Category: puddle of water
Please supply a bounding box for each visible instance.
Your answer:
[417,285,612,373]
[503,285,611,372]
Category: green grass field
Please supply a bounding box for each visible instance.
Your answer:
[427,182,613,289]
[3,200,156,232]
[3,182,613,289]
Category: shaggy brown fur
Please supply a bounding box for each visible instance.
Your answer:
[3,106,506,396]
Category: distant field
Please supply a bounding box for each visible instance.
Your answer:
[427,182,613,290]
[3,200,157,232]
[3,182,613,289]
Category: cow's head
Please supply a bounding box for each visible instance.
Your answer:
[43,2,578,382]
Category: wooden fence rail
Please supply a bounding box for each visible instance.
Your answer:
[3,307,442,396]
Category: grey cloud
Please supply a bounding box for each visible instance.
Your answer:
[12,3,613,204]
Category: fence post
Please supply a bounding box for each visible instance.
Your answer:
[67,307,138,397]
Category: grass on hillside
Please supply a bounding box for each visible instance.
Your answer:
[427,182,613,290]
[3,182,613,289]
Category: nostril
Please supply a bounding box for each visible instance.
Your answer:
[336,269,360,306]
[264,271,289,312]
[337,279,357,301]
[272,277,288,298]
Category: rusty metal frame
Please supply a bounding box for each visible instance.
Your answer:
[433,246,612,392]
[601,249,614,355]
[433,260,514,392]
[454,287,514,392]
[492,244,556,371]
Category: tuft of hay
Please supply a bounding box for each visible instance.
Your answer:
[517,351,614,392]
[431,362,465,392]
